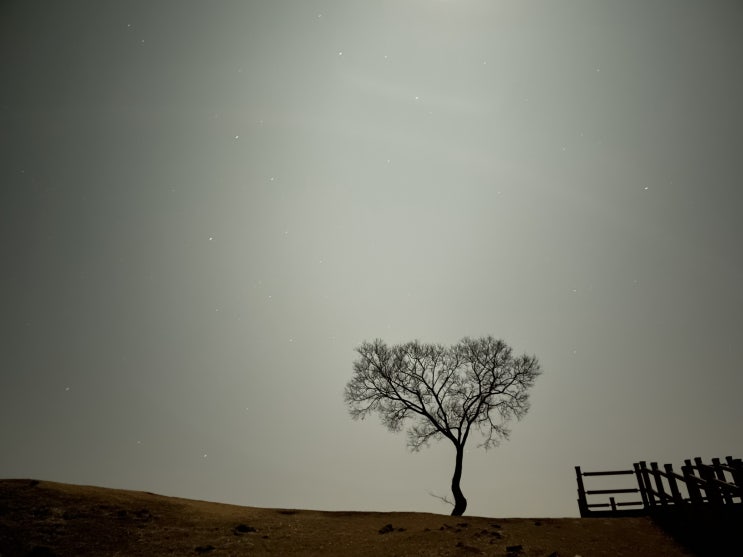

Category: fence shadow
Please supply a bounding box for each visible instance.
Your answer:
[649,504,742,557]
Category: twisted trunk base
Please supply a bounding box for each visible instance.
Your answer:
[451,445,467,516]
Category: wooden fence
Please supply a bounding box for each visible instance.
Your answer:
[576,456,743,517]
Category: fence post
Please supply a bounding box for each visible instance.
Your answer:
[650,462,668,507]
[683,463,704,505]
[726,456,743,492]
[639,461,656,508]
[575,466,589,517]
[711,458,734,505]
[695,457,723,506]
[663,463,684,506]
[634,462,650,509]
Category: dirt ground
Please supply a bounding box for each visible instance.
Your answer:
[0,479,696,557]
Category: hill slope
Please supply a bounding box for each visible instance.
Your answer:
[0,479,692,556]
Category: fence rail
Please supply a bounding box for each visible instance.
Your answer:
[576,456,743,517]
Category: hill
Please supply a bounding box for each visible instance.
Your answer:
[0,479,692,556]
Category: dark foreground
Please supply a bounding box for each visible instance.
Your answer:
[0,479,696,556]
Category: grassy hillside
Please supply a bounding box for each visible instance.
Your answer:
[0,479,693,556]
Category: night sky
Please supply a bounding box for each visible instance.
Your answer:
[2,1,742,518]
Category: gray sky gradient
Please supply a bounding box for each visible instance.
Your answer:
[1,0,742,517]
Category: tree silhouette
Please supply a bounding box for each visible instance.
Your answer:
[344,336,541,516]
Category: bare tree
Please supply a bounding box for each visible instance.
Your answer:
[344,336,541,516]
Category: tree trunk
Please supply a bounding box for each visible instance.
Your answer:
[450,444,467,516]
